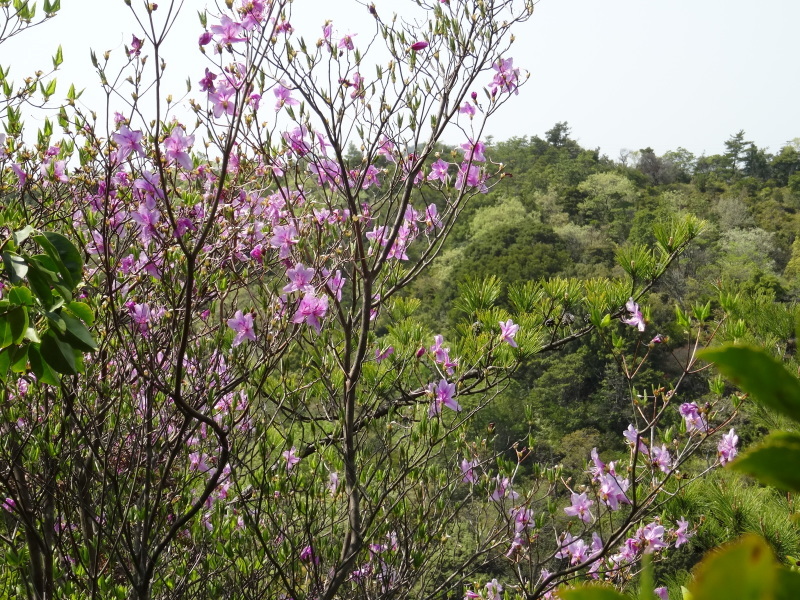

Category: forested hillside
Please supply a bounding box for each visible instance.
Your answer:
[405,123,800,592]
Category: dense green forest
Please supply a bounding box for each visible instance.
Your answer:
[404,123,800,592]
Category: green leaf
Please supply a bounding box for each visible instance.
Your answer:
[8,286,33,306]
[689,535,776,600]
[7,306,28,345]
[9,344,29,372]
[67,301,94,326]
[52,45,63,67]
[560,585,627,600]
[45,311,67,335]
[699,345,800,425]
[775,567,800,600]
[34,233,81,290]
[0,349,9,381]
[731,431,800,492]
[0,316,11,348]
[28,344,60,385]
[24,326,41,343]
[12,225,34,247]
[40,330,77,375]
[25,259,56,308]
[2,251,28,282]
[61,313,97,352]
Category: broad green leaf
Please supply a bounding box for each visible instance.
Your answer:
[561,585,627,600]
[8,286,33,305]
[34,234,76,289]
[700,345,800,425]
[731,431,800,492]
[689,534,776,600]
[12,225,34,247]
[40,330,77,375]
[7,305,28,345]
[10,344,28,372]
[24,327,41,343]
[45,311,67,335]
[28,344,61,385]
[61,313,97,352]
[25,259,56,308]
[42,231,83,288]
[0,349,9,381]
[2,251,28,282]
[67,301,94,326]
[0,316,11,348]
[775,567,800,600]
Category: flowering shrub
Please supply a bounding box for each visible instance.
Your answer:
[0,2,740,599]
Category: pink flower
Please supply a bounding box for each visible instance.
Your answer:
[375,346,394,363]
[274,82,300,111]
[490,475,519,502]
[283,446,301,472]
[128,35,144,57]
[163,126,194,170]
[198,31,212,46]
[652,444,672,473]
[210,15,246,45]
[460,458,478,483]
[112,125,145,162]
[455,162,488,193]
[270,223,299,259]
[427,159,450,183]
[655,588,668,600]
[283,263,315,294]
[623,424,649,455]
[300,545,319,564]
[622,297,646,331]
[425,203,443,231]
[338,33,356,50]
[209,82,237,118]
[718,428,738,465]
[489,57,520,95]
[199,68,217,92]
[227,310,256,346]
[674,517,690,548]
[459,102,476,117]
[428,379,460,416]
[460,139,486,163]
[409,41,429,51]
[11,163,27,188]
[292,293,329,333]
[189,452,212,473]
[679,402,708,433]
[499,319,519,347]
[564,492,594,523]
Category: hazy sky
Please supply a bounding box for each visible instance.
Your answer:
[6,0,799,160]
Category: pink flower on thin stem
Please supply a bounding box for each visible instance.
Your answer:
[428,159,450,183]
[718,428,738,465]
[622,297,646,331]
[163,126,195,170]
[499,319,519,347]
[338,33,356,50]
[227,310,256,346]
[428,379,460,416]
[564,492,594,523]
[283,446,301,472]
[409,40,429,51]
[292,293,329,333]
[460,459,478,484]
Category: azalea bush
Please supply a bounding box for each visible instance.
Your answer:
[0,1,742,599]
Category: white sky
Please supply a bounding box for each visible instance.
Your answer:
[5,0,800,160]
